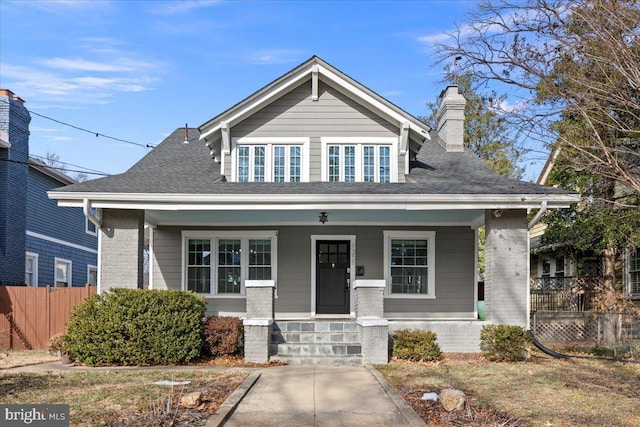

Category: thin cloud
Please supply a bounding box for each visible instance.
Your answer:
[39,57,143,73]
[382,90,404,98]
[246,49,306,65]
[150,0,220,15]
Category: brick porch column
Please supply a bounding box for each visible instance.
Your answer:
[99,209,145,292]
[484,209,529,328]
[354,280,389,364]
[243,280,274,363]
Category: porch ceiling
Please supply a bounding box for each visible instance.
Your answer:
[145,209,484,227]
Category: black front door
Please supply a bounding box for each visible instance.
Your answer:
[316,240,350,314]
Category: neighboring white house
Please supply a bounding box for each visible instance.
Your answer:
[50,56,578,364]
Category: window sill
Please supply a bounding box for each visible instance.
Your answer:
[385,294,436,299]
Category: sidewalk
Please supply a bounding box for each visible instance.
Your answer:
[209,365,425,427]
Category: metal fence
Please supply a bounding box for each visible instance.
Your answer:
[532,310,640,349]
[530,276,601,312]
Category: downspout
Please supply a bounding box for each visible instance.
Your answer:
[83,198,101,229]
[527,201,548,230]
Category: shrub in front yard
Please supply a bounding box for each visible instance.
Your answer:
[480,324,532,362]
[392,329,442,362]
[202,316,243,357]
[64,288,206,366]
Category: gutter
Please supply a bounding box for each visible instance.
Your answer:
[527,200,548,230]
[83,198,102,229]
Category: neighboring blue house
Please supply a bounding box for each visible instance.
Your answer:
[0,89,98,287]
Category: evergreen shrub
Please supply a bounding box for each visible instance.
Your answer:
[63,288,206,366]
[480,324,532,362]
[392,329,442,362]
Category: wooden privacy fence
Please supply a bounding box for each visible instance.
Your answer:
[0,285,96,350]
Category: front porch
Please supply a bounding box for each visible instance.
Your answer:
[95,207,532,364]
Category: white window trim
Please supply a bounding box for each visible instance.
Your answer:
[87,264,98,286]
[86,207,98,236]
[54,257,72,288]
[25,252,39,287]
[231,137,310,182]
[537,256,567,278]
[320,137,398,182]
[181,230,278,298]
[310,234,356,317]
[383,230,436,299]
[625,247,640,298]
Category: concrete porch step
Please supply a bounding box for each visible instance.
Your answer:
[271,320,363,365]
[271,355,363,366]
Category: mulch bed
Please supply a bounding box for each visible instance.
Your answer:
[400,387,523,427]
[110,381,237,427]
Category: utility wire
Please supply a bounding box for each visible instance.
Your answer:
[0,157,111,177]
[29,153,110,176]
[0,98,156,149]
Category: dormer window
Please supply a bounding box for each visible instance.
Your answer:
[321,137,398,183]
[232,137,309,182]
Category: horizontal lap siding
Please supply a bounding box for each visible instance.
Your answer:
[231,81,402,181]
[152,228,181,290]
[384,227,475,314]
[151,225,475,317]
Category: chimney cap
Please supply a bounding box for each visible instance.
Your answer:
[0,89,16,98]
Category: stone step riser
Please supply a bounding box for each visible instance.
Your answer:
[272,356,363,366]
[272,332,360,344]
[274,343,362,357]
[273,321,359,334]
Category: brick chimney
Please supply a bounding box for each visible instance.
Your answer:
[0,89,31,285]
[435,85,466,152]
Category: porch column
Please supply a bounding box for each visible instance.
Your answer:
[354,280,389,364]
[99,209,145,293]
[243,280,274,363]
[484,209,529,328]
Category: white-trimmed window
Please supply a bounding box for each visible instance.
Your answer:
[232,137,309,182]
[626,248,640,298]
[182,230,277,296]
[54,258,72,287]
[25,252,39,287]
[86,207,97,235]
[87,265,98,286]
[384,231,435,298]
[321,137,397,182]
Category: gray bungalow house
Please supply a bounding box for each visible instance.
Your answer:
[49,56,578,364]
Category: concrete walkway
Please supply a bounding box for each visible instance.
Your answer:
[210,365,425,427]
[4,362,425,427]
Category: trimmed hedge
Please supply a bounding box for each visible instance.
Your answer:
[480,324,531,362]
[392,329,442,362]
[63,288,206,366]
[202,316,244,357]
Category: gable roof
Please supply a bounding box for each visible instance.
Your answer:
[49,57,579,211]
[198,56,431,155]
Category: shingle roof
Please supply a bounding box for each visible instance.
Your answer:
[54,127,569,197]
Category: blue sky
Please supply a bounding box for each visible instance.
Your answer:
[0,0,543,181]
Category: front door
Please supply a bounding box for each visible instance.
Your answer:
[316,240,350,314]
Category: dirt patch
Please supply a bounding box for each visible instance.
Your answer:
[110,379,239,427]
[0,350,59,369]
[399,386,521,427]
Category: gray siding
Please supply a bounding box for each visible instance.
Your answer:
[229,80,405,181]
[151,225,475,318]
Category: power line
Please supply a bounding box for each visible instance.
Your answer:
[0,157,111,177]
[0,98,156,149]
[29,153,110,176]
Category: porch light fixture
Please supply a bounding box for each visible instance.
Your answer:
[319,212,328,224]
